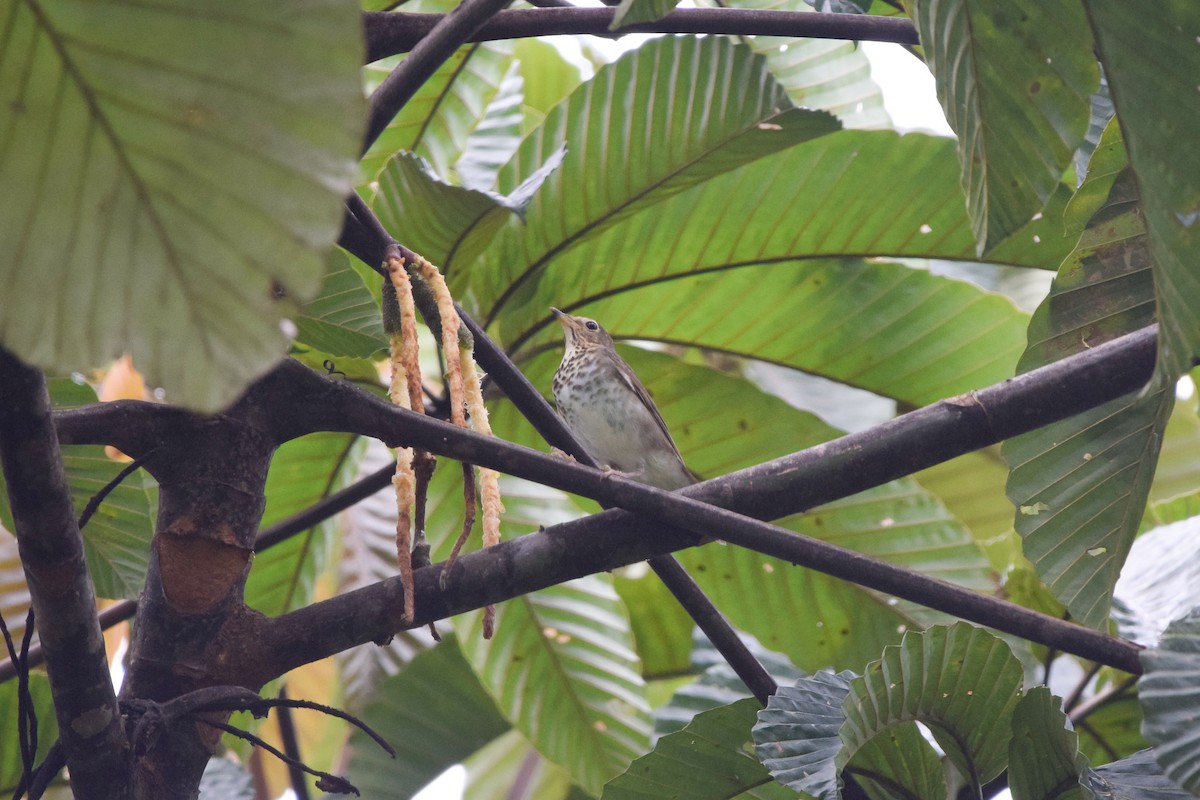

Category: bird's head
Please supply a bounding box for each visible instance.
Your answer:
[551,307,614,352]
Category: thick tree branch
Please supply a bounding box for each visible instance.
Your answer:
[200,327,1150,678]
[0,347,128,799]
[363,0,515,152]
[363,8,920,61]
[51,326,1154,678]
[1,459,397,685]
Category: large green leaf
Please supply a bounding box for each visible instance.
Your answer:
[1008,688,1090,800]
[0,0,363,411]
[1112,517,1200,647]
[487,128,962,338]
[294,250,387,360]
[712,0,890,130]
[604,699,796,800]
[1003,128,1171,629]
[1083,1,1200,378]
[373,145,565,269]
[462,730,581,800]
[453,574,652,797]
[514,258,1029,408]
[1138,608,1200,792]
[0,674,60,796]
[841,623,1024,789]
[361,38,517,183]
[753,670,855,799]
[469,34,842,319]
[912,0,1097,253]
[491,130,1075,411]
[244,432,360,616]
[340,637,511,799]
[1083,749,1196,800]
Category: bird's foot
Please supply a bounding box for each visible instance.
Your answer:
[600,465,643,483]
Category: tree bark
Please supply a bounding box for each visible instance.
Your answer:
[0,347,128,799]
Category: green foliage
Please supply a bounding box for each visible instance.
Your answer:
[340,637,511,798]
[0,674,59,796]
[604,698,794,800]
[1139,609,1200,793]
[1003,124,1172,628]
[1008,688,1090,800]
[912,0,1098,252]
[755,627,1081,799]
[294,250,388,359]
[0,380,156,601]
[7,2,1200,797]
[0,0,364,411]
[1082,0,1200,378]
[611,0,679,31]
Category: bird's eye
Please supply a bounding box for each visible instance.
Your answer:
[585,320,600,331]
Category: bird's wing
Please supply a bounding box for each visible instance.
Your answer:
[602,350,687,462]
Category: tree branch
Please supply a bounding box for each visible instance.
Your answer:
[204,327,1151,678]
[52,325,1155,678]
[363,8,920,61]
[0,456,400,685]
[0,347,128,799]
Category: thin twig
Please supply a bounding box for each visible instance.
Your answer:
[1,608,36,795]
[77,449,157,530]
[1063,661,1103,713]
[18,611,37,788]
[1068,675,1139,727]
[441,462,478,588]
[18,740,65,800]
[275,687,312,800]
[198,719,360,796]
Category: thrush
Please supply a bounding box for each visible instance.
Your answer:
[550,308,698,491]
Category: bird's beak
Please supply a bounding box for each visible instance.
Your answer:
[550,307,579,331]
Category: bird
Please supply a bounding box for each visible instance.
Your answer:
[550,307,698,491]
